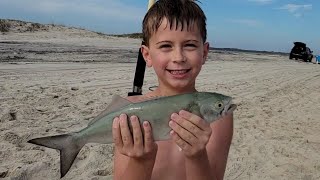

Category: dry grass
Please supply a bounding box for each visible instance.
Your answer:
[0,19,11,32]
[110,33,143,39]
[0,19,49,33]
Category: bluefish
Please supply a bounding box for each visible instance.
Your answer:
[28,92,236,178]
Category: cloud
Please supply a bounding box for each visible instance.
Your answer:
[248,0,273,5]
[277,4,312,17]
[228,19,263,27]
[0,0,145,21]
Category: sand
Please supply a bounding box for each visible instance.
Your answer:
[0,22,320,180]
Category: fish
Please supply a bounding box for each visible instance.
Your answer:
[28,92,236,178]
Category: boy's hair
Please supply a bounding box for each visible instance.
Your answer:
[142,0,207,46]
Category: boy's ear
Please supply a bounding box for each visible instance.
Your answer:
[202,42,210,64]
[141,45,152,67]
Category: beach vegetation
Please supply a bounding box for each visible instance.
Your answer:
[26,23,42,32]
[0,19,11,32]
[110,33,143,39]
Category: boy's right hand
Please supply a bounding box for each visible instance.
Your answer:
[112,114,158,159]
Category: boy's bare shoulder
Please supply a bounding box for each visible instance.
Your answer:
[126,95,141,103]
[126,91,160,103]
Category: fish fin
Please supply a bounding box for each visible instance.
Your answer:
[88,95,132,125]
[28,133,84,178]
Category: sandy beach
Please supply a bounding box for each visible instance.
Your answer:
[1,21,320,180]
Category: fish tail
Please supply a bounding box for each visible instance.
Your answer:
[28,133,84,178]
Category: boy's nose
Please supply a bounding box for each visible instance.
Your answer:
[172,48,186,63]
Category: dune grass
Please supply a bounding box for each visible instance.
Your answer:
[0,19,11,32]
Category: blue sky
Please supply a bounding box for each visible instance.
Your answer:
[0,0,319,54]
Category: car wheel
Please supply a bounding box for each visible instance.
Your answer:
[304,58,308,62]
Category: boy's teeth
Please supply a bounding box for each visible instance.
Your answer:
[170,70,188,75]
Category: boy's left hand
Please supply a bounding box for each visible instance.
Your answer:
[169,110,212,158]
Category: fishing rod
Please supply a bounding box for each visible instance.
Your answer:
[128,0,155,96]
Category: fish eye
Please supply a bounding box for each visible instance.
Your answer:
[216,102,223,108]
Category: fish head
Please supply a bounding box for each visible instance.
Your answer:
[197,92,237,122]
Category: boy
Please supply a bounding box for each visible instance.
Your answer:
[112,0,233,179]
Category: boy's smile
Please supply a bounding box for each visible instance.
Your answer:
[141,18,209,94]
[167,68,191,79]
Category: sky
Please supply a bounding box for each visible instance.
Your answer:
[0,0,319,54]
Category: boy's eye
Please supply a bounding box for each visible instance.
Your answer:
[159,44,171,49]
[184,43,197,50]
[185,44,197,47]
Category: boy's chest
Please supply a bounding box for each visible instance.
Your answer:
[151,141,187,180]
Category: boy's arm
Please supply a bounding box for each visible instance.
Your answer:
[207,112,233,179]
[184,149,214,180]
[113,114,158,180]
[170,111,234,180]
[186,113,233,180]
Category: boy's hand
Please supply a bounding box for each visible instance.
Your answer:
[169,110,212,158]
[112,114,158,159]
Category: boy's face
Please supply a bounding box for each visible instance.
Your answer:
[141,18,209,93]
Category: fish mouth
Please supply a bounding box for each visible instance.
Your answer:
[224,103,237,113]
[220,99,237,115]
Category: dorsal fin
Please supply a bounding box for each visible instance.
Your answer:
[88,95,132,125]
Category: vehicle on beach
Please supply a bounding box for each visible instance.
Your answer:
[289,42,313,62]
[315,55,320,64]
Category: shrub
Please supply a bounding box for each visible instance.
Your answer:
[0,20,11,32]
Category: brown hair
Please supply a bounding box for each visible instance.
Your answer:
[142,0,207,46]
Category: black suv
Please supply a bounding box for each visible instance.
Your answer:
[289,42,313,62]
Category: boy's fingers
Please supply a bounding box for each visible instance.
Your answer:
[171,113,200,137]
[119,114,133,147]
[143,121,155,152]
[130,116,143,148]
[112,117,123,148]
[170,130,191,151]
[179,110,210,131]
[169,120,197,145]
